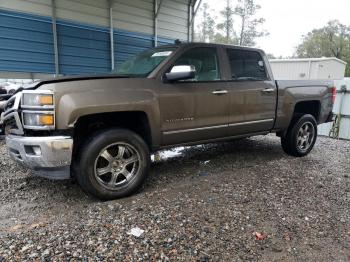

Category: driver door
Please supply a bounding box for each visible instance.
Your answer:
[158,47,230,146]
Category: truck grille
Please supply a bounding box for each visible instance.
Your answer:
[5,97,15,111]
[1,93,24,135]
[4,116,17,129]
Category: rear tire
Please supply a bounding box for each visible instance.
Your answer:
[75,128,150,200]
[281,114,318,157]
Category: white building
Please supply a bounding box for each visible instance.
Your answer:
[269,58,347,80]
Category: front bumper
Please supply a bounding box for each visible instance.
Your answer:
[6,135,73,179]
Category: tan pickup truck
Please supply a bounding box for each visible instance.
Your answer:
[1,43,335,200]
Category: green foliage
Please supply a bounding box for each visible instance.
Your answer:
[266,53,276,59]
[296,20,350,76]
[214,33,238,45]
[196,3,216,42]
[195,0,267,46]
[235,0,268,46]
[216,0,236,44]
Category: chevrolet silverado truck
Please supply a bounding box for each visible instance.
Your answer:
[1,43,335,200]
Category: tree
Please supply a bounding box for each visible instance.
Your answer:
[296,20,350,76]
[216,0,237,44]
[266,53,276,59]
[234,0,268,46]
[196,3,216,42]
[194,0,268,46]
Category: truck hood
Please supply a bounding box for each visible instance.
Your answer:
[15,74,135,93]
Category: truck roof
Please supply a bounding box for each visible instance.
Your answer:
[159,42,265,53]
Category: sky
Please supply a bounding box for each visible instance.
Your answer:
[197,0,350,57]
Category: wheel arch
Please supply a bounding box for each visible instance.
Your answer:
[72,111,154,152]
[276,100,321,137]
[293,100,321,123]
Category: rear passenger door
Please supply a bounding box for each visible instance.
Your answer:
[224,48,277,135]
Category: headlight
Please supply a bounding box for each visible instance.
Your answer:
[22,111,55,129]
[21,91,55,130]
[22,91,54,108]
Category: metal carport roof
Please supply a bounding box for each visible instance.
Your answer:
[0,0,202,78]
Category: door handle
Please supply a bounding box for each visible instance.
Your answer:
[261,88,275,93]
[212,90,228,95]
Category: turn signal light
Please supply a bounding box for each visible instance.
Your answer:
[39,95,54,105]
[39,115,54,126]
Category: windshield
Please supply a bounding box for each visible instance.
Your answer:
[114,47,177,77]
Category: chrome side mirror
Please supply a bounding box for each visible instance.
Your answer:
[164,65,196,82]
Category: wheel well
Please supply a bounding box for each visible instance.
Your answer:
[73,111,152,149]
[293,101,321,122]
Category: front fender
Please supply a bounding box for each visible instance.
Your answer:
[39,78,161,146]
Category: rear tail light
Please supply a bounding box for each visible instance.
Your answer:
[332,87,336,103]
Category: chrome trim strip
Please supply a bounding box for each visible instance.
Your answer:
[163,124,227,135]
[212,90,228,95]
[21,105,55,110]
[3,93,21,116]
[261,88,275,93]
[228,118,274,127]
[163,119,274,135]
[159,131,270,150]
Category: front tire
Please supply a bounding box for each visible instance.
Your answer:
[281,114,318,157]
[75,128,150,200]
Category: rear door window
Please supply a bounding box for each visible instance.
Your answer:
[226,49,268,81]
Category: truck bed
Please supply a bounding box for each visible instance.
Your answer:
[273,79,334,130]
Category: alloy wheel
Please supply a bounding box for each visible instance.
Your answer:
[94,142,141,190]
[296,122,315,152]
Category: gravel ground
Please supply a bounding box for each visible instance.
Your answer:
[0,135,349,261]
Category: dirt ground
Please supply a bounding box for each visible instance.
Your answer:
[0,135,349,261]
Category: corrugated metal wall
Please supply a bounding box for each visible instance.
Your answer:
[1,0,190,40]
[0,0,52,17]
[319,79,350,140]
[55,0,109,27]
[157,0,189,40]
[0,0,191,75]
[57,21,111,74]
[0,9,55,73]
[113,0,153,35]
[114,29,173,67]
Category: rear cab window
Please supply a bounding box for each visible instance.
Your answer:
[226,49,268,81]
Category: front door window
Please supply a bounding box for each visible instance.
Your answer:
[173,47,221,82]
